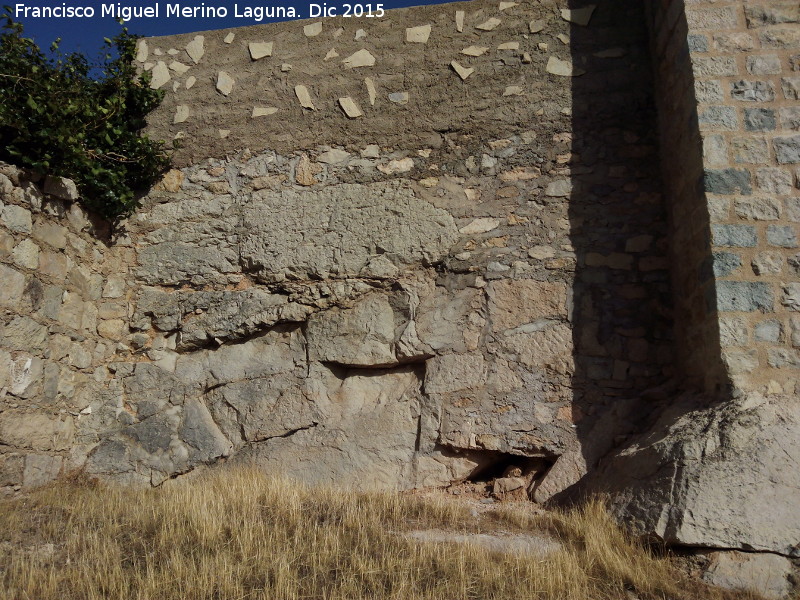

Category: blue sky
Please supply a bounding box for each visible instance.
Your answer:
[9,0,455,57]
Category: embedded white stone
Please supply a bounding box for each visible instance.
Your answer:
[560,5,596,26]
[169,61,190,74]
[186,76,196,89]
[503,86,523,96]
[451,60,474,80]
[249,42,273,60]
[219,129,230,138]
[388,92,409,104]
[460,218,500,234]
[216,71,234,95]
[339,97,363,118]
[365,77,377,105]
[529,20,545,33]
[324,48,339,61]
[557,33,570,44]
[281,64,292,72]
[455,10,465,32]
[185,35,205,64]
[355,29,366,40]
[461,46,489,56]
[499,2,518,10]
[172,81,180,92]
[167,48,178,55]
[149,61,170,89]
[333,27,344,38]
[378,158,414,174]
[304,21,323,37]
[406,24,432,43]
[143,62,153,71]
[252,107,278,118]
[498,41,519,50]
[295,85,315,109]
[343,49,375,68]
[476,17,501,31]
[135,40,148,62]
[224,32,235,44]
[173,105,189,123]
[546,56,585,77]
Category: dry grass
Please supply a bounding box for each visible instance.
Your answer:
[0,468,764,600]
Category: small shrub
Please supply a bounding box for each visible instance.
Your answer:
[0,11,170,219]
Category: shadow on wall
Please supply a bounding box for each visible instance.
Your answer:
[548,0,679,504]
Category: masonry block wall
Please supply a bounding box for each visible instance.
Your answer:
[647,0,800,395]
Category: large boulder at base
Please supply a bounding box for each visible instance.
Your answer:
[585,392,800,556]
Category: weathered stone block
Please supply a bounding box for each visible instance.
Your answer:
[425,352,486,394]
[745,4,800,28]
[712,224,757,247]
[766,225,798,248]
[704,169,752,195]
[686,6,739,30]
[712,252,741,277]
[734,197,782,220]
[487,279,568,331]
[767,348,800,369]
[755,168,793,195]
[744,108,776,132]
[692,56,738,77]
[782,77,800,101]
[752,251,784,276]
[774,135,800,164]
[760,26,800,49]
[2,204,32,233]
[698,106,737,131]
[694,80,724,103]
[702,551,793,600]
[730,80,775,102]
[717,281,773,312]
[713,33,754,53]
[746,55,782,76]
[731,137,769,164]
[43,176,79,201]
[719,316,748,347]
[0,263,25,308]
[754,320,782,343]
[780,107,800,131]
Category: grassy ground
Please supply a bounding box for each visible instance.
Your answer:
[0,468,765,600]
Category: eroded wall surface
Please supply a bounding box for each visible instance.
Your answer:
[0,0,676,492]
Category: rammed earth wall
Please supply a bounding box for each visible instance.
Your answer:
[0,0,797,538]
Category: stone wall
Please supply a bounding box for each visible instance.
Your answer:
[647,0,800,395]
[0,0,676,493]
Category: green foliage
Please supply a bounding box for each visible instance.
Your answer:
[0,11,170,219]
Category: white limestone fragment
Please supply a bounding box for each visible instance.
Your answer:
[460,218,500,234]
[135,40,148,62]
[355,29,366,40]
[304,21,323,37]
[219,129,230,138]
[185,35,205,64]
[538,43,549,51]
[186,76,196,89]
[455,10,465,32]
[343,49,375,68]
[529,19,545,33]
[361,144,380,158]
[338,97,363,118]
[317,148,350,164]
[172,81,179,92]
[281,64,292,72]
[388,92,409,104]
[561,5,596,26]
[546,56,585,77]
[143,62,153,71]
[476,17,501,31]
[149,61,170,89]
[252,107,278,118]
[365,77,377,105]
[224,32,235,44]
[498,41,519,50]
[557,33,570,45]
[462,46,489,56]
[324,48,339,61]
[216,71,234,96]
[406,24,432,43]
[378,158,414,174]
[503,85,523,96]
[169,60,190,74]
[167,48,178,55]
[499,2,518,10]
[522,52,532,63]
[153,48,162,55]
[249,42,273,60]
[295,85,316,109]
[450,60,474,80]
[173,105,189,124]
[333,27,344,38]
